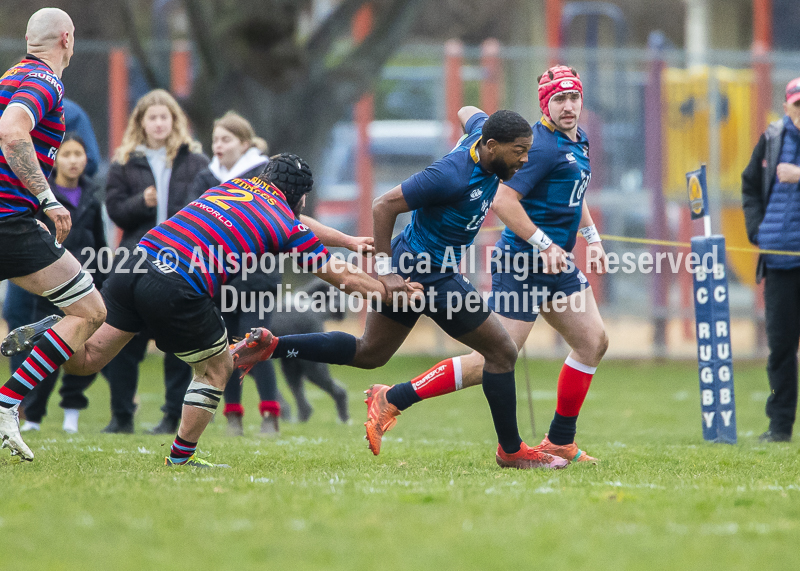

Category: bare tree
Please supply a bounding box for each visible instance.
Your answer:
[122,0,429,171]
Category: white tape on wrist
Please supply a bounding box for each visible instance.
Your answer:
[579,224,602,244]
[374,256,393,276]
[527,228,552,250]
[36,188,62,212]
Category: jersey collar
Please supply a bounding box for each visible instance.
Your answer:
[24,53,54,73]
[540,116,587,143]
[470,139,480,163]
[541,116,557,132]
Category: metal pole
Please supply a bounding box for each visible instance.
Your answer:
[521,345,536,439]
[645,32,668,357]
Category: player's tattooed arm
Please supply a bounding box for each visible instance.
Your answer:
[2,137,51,197]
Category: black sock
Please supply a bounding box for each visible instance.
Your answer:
[548,412,578,445]
[273,332,356,365]
[386,382,421,411]
[481,370,522,454]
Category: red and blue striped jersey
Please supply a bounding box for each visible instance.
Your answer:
[139,177,331,296]
[0,56,65,218]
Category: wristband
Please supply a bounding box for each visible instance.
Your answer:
[36,188,62,212]
[374,256,393,276]
[527,228,552,250]
[579,224,602,244]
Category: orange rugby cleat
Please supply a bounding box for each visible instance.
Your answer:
[364,384,400,456]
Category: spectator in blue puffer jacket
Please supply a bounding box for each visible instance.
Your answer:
[742,76,800,443]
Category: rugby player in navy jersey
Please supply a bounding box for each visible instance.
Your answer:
[4,153,419,467]
[350,66,609,464]
[0,9,108,461]
[233,108,571,470]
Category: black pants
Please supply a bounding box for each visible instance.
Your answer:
[222,303,278,406]
[21,370,97,422]
[15,293,98,422]
[103,331,192,419]
[764,267,800,434]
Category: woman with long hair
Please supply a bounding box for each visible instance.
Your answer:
[103,89,209,435]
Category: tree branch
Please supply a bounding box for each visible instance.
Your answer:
[305,0,369,61]
[181,0,223,79]
[121,0,164,89]
[315,0,429,101]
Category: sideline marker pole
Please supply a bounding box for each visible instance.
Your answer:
[687,165,737,443]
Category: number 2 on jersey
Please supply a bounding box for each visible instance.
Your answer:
[206,188,254,210]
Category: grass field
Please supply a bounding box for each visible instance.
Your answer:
[1,354,799,571]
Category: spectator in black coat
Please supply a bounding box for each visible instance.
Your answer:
[102,89,209,434]
[191,111,287,435]
[18,134,107,434]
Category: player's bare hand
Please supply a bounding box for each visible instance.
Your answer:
[540,243,569,274]
[346,236,374,254]
[587,242,608,275]
[777,163,800,184]
[143,185,158,207]
[404,278,425,301]
[378,273,408,306]
[45,206,71,244]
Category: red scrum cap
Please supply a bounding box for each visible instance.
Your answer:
[537,65,583,119]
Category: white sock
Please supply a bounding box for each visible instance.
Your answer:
[20,420,40,431]
[63,408,79,434]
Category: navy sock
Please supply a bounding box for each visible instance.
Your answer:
[273,332,356,365]
[548,412,578,445]
[386,382,421,411]
[481,370,522,454]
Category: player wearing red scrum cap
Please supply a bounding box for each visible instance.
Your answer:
[362,65,609,464]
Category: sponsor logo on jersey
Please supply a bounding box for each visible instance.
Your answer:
[296,223,309,232]
[577,270,587,284]
[566,152,576,163]
[26,71,63,98]
[470,188,482,200]
[152,259,176,274]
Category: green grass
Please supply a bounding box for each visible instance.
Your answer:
[1,355,799,571]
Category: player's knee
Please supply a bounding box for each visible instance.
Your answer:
[354,352,391,370]
[593,330,609,361]
[84,297,106,331]
[352,338,392,369]
[485,337,518,371]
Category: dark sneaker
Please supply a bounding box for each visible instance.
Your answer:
[148,414,179,435]
[759,430,792,443]
[259,413,279,436]
[225,413,244,437]
[101,415,134,434]
[1,315,62,357]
